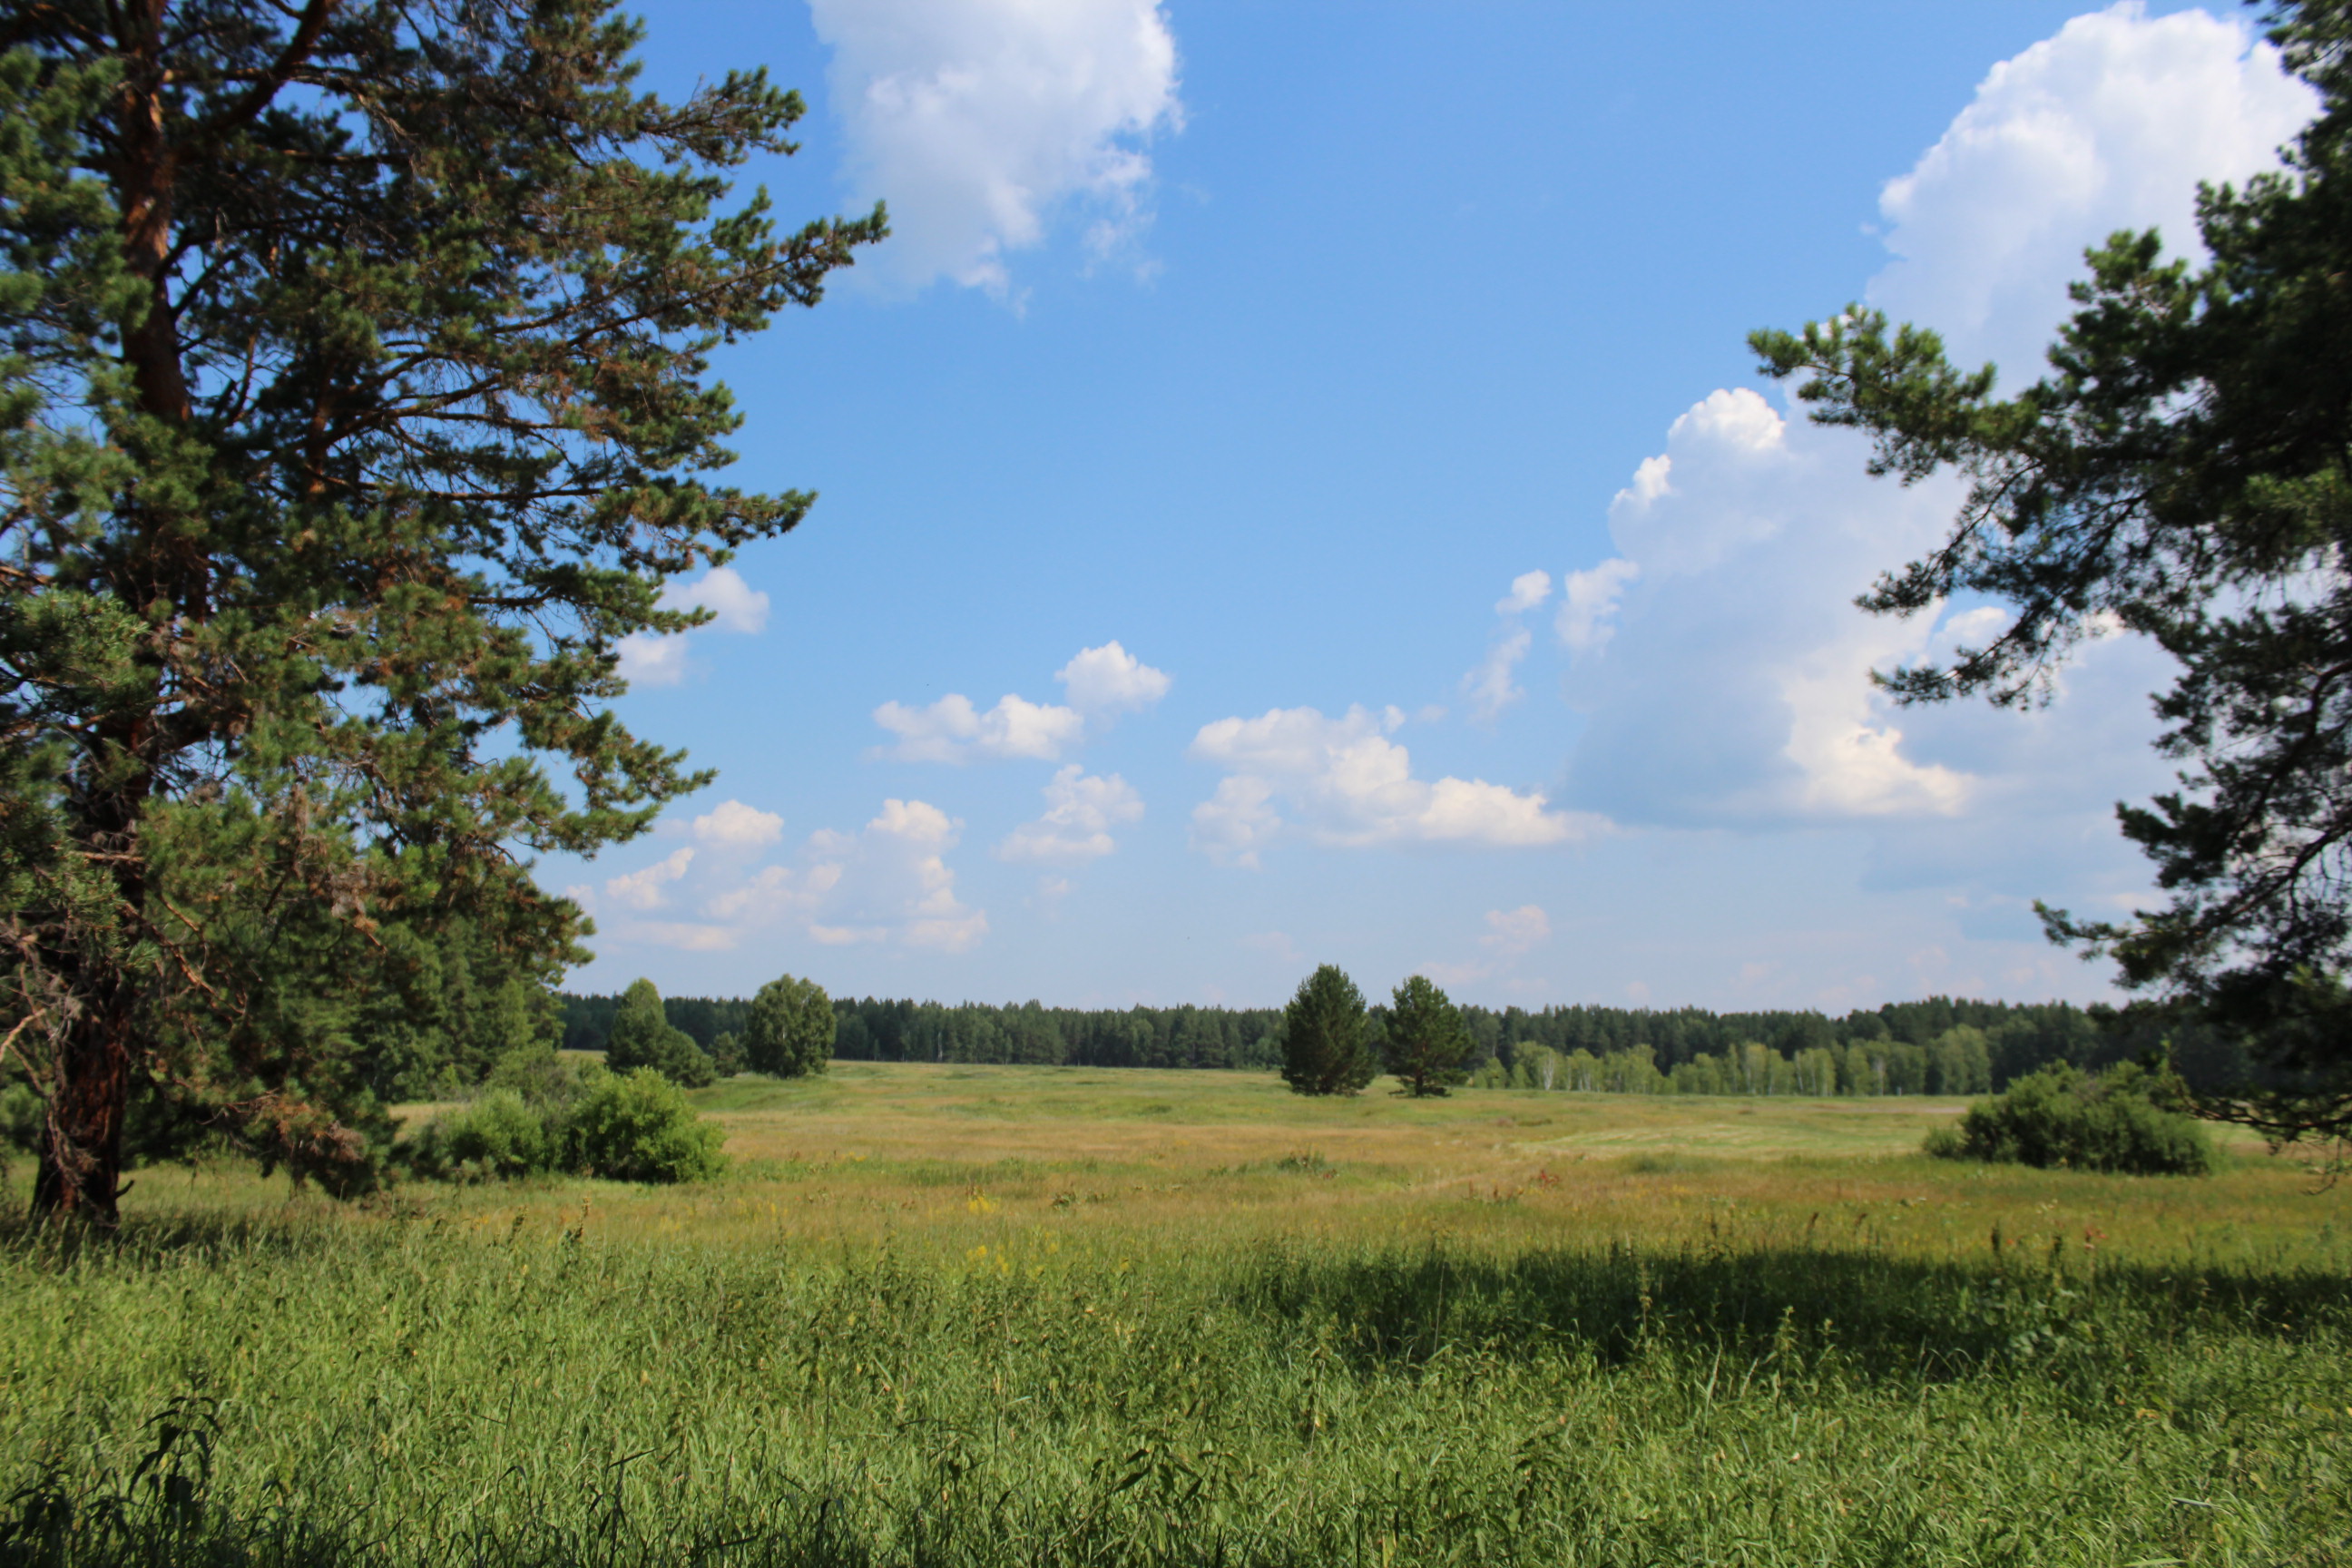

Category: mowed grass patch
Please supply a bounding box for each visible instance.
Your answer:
[0,1063,2344,1565]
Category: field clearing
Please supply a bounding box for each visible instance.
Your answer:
[3,1063,2347,1565]
[369,1061,2336,1268]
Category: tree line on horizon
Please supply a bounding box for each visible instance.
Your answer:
[555,984,2254,1097]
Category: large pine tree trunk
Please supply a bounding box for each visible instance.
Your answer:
[24,12,188,1227]
[30,995,134,1226]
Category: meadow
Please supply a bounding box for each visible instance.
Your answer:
[2,1062,2347,1565]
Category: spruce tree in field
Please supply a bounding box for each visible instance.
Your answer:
[744,973,832,1078]
[602,979,712,1089]
[1749,0,2352,1149]
[0,2,883,1221]
[1280,965,1375,1097]
[1384,975,1473,1097]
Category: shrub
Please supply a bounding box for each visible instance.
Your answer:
[428,1089,554,1181]
[1926,1061,2216,1175]
[565,1068,728,1183]
[402,1054,724,1185]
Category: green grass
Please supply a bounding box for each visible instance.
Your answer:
[1,1066,2347,1565]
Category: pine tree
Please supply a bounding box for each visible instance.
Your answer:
[0,1,882,1220]
[1383,975,1473,1097]
[1279,965,1375,1097]
[600,979,711,1089]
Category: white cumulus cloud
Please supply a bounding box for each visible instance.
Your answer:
[691,799,785,848]
[810,0,1183,295]
[1057,640,1172,715]
[997,764,1144,862]
[1562,387,1978,825]
[1556,558,1640,660]
[874,642,1168,762]
[603,847,694,912]
[1462,627,1534,724]
[873,691,1087,763]
[1869,2,2315,387]
[571,796,984,954]
[1550,2,2296,886]
[1189,705,1601,867]
[1496,570,1553,615]
[614,565,773,689]
[1462,571,1555,722]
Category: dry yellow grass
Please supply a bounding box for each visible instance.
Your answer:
[87,1061,2333,1277]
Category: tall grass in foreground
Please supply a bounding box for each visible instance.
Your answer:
[0,1208,2346,1566]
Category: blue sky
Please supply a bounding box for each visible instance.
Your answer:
[544,1,2318,1011]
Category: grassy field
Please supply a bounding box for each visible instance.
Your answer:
[2,1063,2347,1565]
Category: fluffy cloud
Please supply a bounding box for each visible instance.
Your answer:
[1555,377,2183,925]
[1550,5,2298,893]
[572,798,984,954]
[1189,705,1601,867]
[615,565,773,689]
[1496,570,1553,615]
[1057,640,1172,714]
[808,799,989,952]
[1462,628,1534,724]
[1462,570,1553,722]
[873,642,1169,762]
[665,564,769,633]
[1562,389,1986,826]
[809,0,1182,295]
[603,847,694,913]
[873,692,1087,763]
[997,764,1144,862]
[1556,557,1639,660]
[1868,2,2315,387]
[691,799,784,848]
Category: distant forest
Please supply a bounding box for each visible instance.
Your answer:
[559,992,2247,1096]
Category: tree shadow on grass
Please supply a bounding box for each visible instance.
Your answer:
[1231,1239,2352,1382]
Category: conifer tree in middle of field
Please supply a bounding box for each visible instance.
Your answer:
[603,980,716,1089]
[1281,965,1377,1096]
[1384,975,1475,1097]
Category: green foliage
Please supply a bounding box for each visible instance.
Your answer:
[744,973,834,1077]
[602,979,715,1088]
[1926,1062,2217,1175]
[1281,965,1377,1097]
[1383,975,1474,1096]
[414,1090,553,1183]
[709,1031,745,1078]
[1752,2,2352,1144]
[0,0,880,1221]
[564,1068,728,1184]
[405,1054,723,1185]
[0,1217,2344,1563]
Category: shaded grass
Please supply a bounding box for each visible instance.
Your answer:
[0,1209,2346,1566]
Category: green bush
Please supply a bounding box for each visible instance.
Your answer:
[1926,1061,2216,1175]
[564,1067,728,1183]
[434,1089,554,1181]
[402,1054,723,1185]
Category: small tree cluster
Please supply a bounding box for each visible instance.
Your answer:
[1924,1062,2215,1176]
[404,1049,725,1184]
[1279,966,1474,1097]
